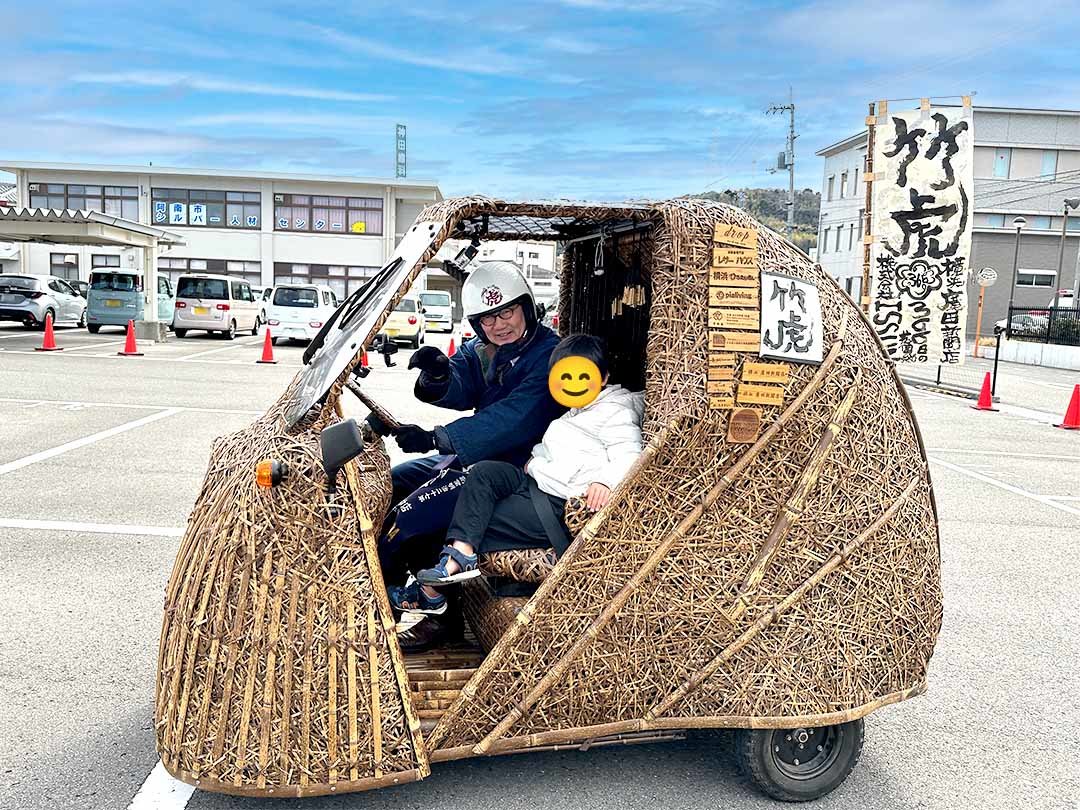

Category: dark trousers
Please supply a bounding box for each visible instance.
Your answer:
[446,460,566,554]
[390,454,458,506]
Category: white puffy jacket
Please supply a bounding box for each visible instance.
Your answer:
[527,385,645,500]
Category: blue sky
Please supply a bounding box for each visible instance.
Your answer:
[3,0,1079,200]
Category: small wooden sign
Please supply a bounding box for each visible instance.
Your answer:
[727,407,762,443]
[737,383,785,407]
[708,308,759,330]
[709,266,759,288]
[709,286,759,308]
[707,365,734,381]
[709,331,760,352]
[712,246,758,268]
[742,361,791,385]
[707,381,734,395]
[709,352,737,366]
[709,395,735,410]
[713,222,758,249]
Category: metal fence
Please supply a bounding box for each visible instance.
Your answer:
[896,333,1001,398]
[1006,306,1080,347]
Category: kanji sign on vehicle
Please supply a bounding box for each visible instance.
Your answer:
[758,271,823,365]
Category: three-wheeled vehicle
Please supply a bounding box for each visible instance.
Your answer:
[155,197,942,802]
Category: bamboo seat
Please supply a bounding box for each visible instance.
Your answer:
[461,577,529,654]
[478,547,556,584]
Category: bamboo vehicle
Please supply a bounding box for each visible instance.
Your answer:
[155,197,942,802]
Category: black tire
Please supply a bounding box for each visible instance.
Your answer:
[39,308,56,331]
[77,309,87,328]
[251,316,261,336]
[223,320,236,340]
[271,337,279,346]
[410,333,420,349]
[87,324,101,334]
[734,719,864,802]
[174,328,187,338]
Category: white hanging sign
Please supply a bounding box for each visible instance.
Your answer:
[189,203,207,226]
[169,202,186,225]
[153,201,167,223]
[758,271,824,364]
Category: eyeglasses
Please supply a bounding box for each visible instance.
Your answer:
[479,304,520,327]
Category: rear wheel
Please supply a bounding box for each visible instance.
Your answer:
[734,719,864,802]
[39,308,56,330]
[77,309,87,328]
[87,324,101,334]
[174,328,187,338]
[410,333,420,349]
[251,316,261,336]
[271,337,279,346]
[223,320,236,340]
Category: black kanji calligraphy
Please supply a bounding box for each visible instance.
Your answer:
[883,116,927,188]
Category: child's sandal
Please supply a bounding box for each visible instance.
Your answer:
[387,582,447,615]
[417,545,480,585]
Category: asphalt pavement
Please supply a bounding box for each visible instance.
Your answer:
[1,321,1078,809]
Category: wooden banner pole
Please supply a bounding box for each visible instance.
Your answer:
[861,101,878,314]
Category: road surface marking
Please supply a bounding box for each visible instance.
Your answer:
[0,347,299,366]
[911,386,1060,423]
[63,340,126,352]
[0,396,261,415]
[127,761,194,810]
[929,456,1080,518]
[175,335,262,360]
[928,448,1080,461]
[0,408,179,476]
[0,518,184,537]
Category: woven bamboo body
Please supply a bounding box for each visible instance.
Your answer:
[155,197,942,796]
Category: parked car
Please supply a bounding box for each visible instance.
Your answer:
[457,319,476,345]
[382,295,426,348]
[0,273,86,329]
[172,273,260,339]
[995,312,1048,336]
[252,285,274,323]
[86,270,175,333]
[418,290,454,332]
[266,284,338,344]
[69,279,89,298]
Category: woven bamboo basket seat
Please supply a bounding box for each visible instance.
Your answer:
[461,577,530,654]
[478,547,557,584]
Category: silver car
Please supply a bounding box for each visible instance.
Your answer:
[0,273,87,329]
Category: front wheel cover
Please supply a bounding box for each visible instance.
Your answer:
[735,719,864,802]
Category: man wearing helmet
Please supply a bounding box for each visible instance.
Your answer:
[369,261,564,648]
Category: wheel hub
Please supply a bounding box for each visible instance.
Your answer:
[771,725,841,779]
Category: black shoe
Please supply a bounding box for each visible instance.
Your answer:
[397,611,464,653]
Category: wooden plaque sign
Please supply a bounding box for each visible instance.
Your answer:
[736,383,785,406]
[709,286,760,308]
[727,407,762,443]
[708,308,760,330]
[709,267,759,288]
[712,247,758,268]
[714,222,758,249]
[709,331,760,352]
[707,366,734,381]
[709,352,737,366]
[742,361,791,385]
[707,381,734,395]
[709,395,735,410]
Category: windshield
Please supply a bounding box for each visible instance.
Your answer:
[393,299,417,313]
[274,287,319,308]
[177,277,228,300]
[418,292,450,307]
[90,272,141,292]
[0,276,38,290]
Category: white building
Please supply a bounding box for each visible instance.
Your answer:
[0,161,441,301]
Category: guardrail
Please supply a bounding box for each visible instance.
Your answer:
[1005,306,1080,347]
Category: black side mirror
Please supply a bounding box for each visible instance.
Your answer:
[320,419,364,495]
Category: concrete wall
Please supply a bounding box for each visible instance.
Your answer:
[985,335,1080,371]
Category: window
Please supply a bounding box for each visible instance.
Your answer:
[1016,269,1056,288]
[274,287,319,308]
[822,228,830,253]
[847,223,855,250]
[151,188,260,229]
[826,176,835,201]
[851,170,860,197]
[834,227,842,252]
[419,291,451,307]
[839,171,848,199]
[1030,215,1052,230]
[528,251,540,259]
[1042,150,1058,178]
[273,194,383,235]
[858,209,865,240]
[31,183,137,219]
[158,258,261,286]
[274,263,376,298]
[90,271,140,292]
[993,148,1011,178]
[394,299,417,312]
[177,277,228,299]
[158,277,172,296]
[49,252,79,281]
[976,213,1006,228]
[49,278,76,296]
[92,254,121,269]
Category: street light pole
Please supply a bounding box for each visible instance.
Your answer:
[1007,216,1027,328]
[1055,198,1080,305]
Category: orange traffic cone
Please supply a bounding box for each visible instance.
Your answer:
[447,337,456,357]
[34,312,62,351]
[971,372,997,411]
[256,329,277,364]
[1055,384,1080,430]
[117,319,143,356]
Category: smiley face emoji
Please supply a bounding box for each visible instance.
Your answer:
[548,355,603,408]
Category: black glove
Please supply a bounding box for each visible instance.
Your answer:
[409,346,451,403]
[395,424,436,454]
[365,413,392,437]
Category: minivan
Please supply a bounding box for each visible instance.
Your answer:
[266,284,338,344]
[418,290,454,332]
[86,270,175,333]
[172,274,261,339]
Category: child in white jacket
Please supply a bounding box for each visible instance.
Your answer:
[390,335,644,614]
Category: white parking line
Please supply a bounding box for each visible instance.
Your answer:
[927,447,1080,461]
[63,340,126,352]
[0,408,180,476]
[175,335,262,361]
[929,456,1080,518]
[0,518,184,536]
[127,761,194,810]
[0,396,262,415]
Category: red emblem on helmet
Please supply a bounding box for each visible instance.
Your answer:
[481,285,503,307]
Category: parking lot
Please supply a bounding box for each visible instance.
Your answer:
[1,322,1078,810]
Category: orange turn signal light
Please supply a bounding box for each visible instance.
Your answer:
[255,459,287,488]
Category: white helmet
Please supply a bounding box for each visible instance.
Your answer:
[461,260,535,319]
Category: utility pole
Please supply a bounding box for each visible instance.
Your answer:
[767,89,797,240]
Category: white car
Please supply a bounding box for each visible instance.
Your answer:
[267,284,339,344]
[418,290,454,332]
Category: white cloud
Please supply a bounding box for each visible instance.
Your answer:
[73,72,393,103]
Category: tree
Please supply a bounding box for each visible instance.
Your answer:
[689,188,821,253]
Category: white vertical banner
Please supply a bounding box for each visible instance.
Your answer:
[870,103,974,364]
